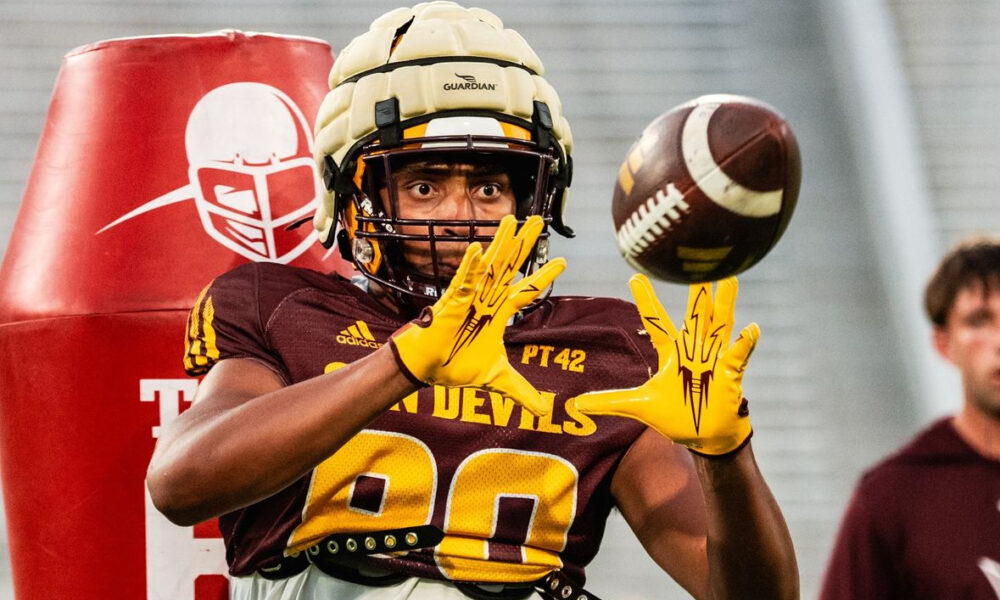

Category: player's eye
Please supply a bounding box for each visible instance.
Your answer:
[405,182,435,198]
[474,182,504,199]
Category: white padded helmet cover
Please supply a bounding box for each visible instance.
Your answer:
[313,1,573,240]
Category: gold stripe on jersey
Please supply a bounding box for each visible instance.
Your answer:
[183,286,207,372]
[184,284,219,373]
[203,296,218,360]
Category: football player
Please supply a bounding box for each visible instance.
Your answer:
[146,2,798,599]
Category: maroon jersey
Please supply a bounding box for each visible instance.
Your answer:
[819,418,1000,599]
[184,262,656,584]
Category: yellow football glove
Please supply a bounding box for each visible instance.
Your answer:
[390,215,565,416]
[573,274,757,456]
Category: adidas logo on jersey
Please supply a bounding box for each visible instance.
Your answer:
[336,320,382,349]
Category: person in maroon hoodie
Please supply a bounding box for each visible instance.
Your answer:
[820,237,1000,599]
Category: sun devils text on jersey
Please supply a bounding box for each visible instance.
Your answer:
[184,262,657,585]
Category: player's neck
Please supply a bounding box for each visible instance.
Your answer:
[952,402,1000,461]
[366,279,426,320]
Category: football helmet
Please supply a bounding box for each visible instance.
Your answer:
[313,1,573,303]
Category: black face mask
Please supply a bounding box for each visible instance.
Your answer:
[342,138,560,308]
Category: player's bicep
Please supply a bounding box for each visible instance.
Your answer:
[147,358,287,523]
[197,357,285,404]
[611,428,711,599]
[163,358,286,442]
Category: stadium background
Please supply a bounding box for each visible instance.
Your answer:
[0,0,997,597]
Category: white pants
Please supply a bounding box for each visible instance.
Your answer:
[229,566,544,600]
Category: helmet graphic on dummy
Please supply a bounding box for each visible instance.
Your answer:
[188,82,322,263]
[313,1,574,302]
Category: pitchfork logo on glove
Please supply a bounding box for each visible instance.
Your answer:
[391,216,565,416]
[640,283,728,435]
[666,285,726,434]
[573,275,757,456]
[443,234,536,367]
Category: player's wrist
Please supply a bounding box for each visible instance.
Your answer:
[387,338,430,388]
[387,306,438,385]
[687,428,753,459]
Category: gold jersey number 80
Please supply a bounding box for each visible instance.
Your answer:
[288,429,578,583]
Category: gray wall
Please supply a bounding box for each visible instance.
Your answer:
[891,0,1000,245]
[1,0,993,598]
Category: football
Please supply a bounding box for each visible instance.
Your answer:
[612,94,801,283]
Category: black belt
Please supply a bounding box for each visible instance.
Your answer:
[536,571,600,600]
[256,525,601,600]
[257,525,442,583]
[458,572,600,600]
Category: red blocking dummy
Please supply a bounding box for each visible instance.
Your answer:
[0,31,350,599]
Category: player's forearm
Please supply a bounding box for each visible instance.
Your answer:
[693,444,799,600]
[147,346,418,526]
